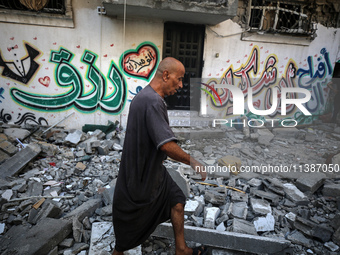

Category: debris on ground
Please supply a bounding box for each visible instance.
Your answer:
[0,119,339,255]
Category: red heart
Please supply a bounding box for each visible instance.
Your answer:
[109,87,113,90]
[76,45,80,48]
[53,42,57,45]
[226,60,230,63]
[253,99,260,108]
[6,83,10,85]
[110,44,114,47]
[42,59,45,61]
[45,67,49,70]
[38,76,51,87]
[80,66,84,69]
[260,46,263,49]
[237,60,240,63]
[32,86,35,89]
[244,55,248,58]
[249,43,253,46]
[33,37,37,40]
[10,37,14,40]
[122,44,158,79]
[86,85,90,87]
[103,54,107,57]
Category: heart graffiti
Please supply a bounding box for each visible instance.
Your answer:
[121,43,158,80]
[38,76,51,87]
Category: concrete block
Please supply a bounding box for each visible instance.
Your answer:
[250,198,272,215]
[333,227,340,246]
[231,218,257,235]
[63,198,102,222]
[247,178,262,189]
[0,217,72,255]
[36,141,59,156]
[65,129,83,145]
[251,189,280,205]
[216,222,226,232]
[98,144,110,155]
[184,200,200,215]
[227,202,248,219]
[324,242,339,252]
[283,183,308,205]
[4,128,30,141]
[230,191,248,203]
[253,213,275,232]
[296,173,326,194]
[294,216,333,242]
[217,155,242,174]
[89,222,115,255]
[286,230,313,248]
[272,127,299,138]
[323,183,340,197]
[204,207,220,229]
[0,143,41,178]
[0,140,17,156]
[1,189,13,200]
[256,128,274,145]
[167,167,190,198]
[152,223,291,254]
[204,190,227,205]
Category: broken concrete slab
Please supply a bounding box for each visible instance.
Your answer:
[283,183,309,205]
[250,198,272,215]
[253,213,275,232]
[250,189,280,206]
[204,207,220,229]
[0,143,41,179]
[167,167,190,198]
[227,202,248,219]
[231,218,258,236]
[65,129,83,145]
[323,183,340,197]
[204,190,227,205]
[296,172,326,194]
[294,216,333,242]
[0,217,72,255]
[256,128,274,146]
[63,198,102,222]
[286,230,314,248]
[3,127,30,141]
[152,223,291,254]
[272,127,299,139]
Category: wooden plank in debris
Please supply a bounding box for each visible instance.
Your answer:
[0,144,41,179]
[152,223,292,254]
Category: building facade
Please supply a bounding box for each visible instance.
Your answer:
[0,0,339,128]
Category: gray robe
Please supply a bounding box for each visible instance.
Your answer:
[112,85,186,252]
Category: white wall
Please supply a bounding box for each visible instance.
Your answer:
[202,19,340,125]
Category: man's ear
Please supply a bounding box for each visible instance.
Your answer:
[162,70,169,81]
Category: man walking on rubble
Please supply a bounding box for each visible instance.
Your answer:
[112,57,207,255]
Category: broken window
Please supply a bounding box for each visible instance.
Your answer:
[0,0,65,14]
[247,0,315,35]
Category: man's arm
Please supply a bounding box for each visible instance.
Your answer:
[160,141,206,181]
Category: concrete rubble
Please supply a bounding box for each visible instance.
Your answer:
[0,120,339,254]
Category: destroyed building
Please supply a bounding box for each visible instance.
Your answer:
[0,0,340,254]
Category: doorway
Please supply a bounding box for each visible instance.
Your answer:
[163,22,205,111]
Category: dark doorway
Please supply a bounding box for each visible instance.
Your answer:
[163,22,205,110]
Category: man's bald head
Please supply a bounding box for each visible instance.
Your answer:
[156,57,184,75]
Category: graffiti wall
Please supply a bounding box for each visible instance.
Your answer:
[202,20,340,125]
[0,1,162,129]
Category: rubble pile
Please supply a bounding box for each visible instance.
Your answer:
[0,121,339,255]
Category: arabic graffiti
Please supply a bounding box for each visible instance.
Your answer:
[0,42,41,84]
[120,42,159,81]
[204,46,333,124]
[10,47,127,114]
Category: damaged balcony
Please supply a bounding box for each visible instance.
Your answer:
[102,0,238,25]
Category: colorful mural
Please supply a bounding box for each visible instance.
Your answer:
[203,46,333,125]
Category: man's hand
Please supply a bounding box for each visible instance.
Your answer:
[190,159,207,181]
[160,141,207,181]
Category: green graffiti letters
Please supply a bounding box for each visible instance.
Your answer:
[10,48,126,114]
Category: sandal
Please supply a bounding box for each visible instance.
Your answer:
[192,245,208,255]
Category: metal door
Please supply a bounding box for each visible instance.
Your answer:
[163,22,205,110]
